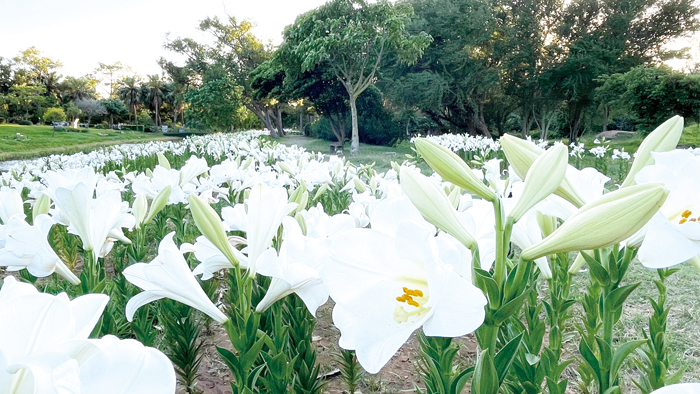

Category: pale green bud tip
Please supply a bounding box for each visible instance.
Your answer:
[414,138,496,202]
[187,194,239,267]
[144,185,172,225]
[521,183,668,261]
[400,166,477,250]
[621,115,684,188]
[133,194,148,227]
[157,152,171,170]
[508,144,568,223]
[32,194,52,221]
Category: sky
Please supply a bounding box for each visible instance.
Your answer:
[0,0,329,78]
[0,0,698,81]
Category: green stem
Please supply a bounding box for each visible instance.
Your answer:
[493,198,506,286]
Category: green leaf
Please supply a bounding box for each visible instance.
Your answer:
[473,351,500,394]
[611,340,646,382]
[582,252,610,286]
[494,333,523,384]
[579,339,602,386]
[605,283,641,314]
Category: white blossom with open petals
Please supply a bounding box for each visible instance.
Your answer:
[323,196,487,373]
[635,150,700,268]
[0,214,80,284]
[124,232,228,323]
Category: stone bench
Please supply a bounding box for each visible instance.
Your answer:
[330,142,344,154]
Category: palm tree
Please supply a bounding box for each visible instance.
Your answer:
[145,75,165,127]
[118,76,141,125]
[59,76,95,104]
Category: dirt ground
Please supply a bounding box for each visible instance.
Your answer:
[194,300,480,394]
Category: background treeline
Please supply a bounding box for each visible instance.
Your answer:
[1,0,699,143]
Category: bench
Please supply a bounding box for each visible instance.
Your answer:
[330,142,344,154]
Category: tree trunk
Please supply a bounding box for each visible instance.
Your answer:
[349,94,359,156]
[521,109,530,139]
[602,106,610,132]
[248,103,278,138]
[275,106,284,137]
[299,110,303,133]
[475,102,492,139]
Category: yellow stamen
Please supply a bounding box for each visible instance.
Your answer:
[680,218,688,224]
[682,210,692,218]
[690,218,697,222]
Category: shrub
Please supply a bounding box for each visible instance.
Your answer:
[18,120,33,126]
[43,108,67,124]
[0,117,5,124]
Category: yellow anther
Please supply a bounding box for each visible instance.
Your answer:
[680,218,688,224]
[402,287,424,297]
[406,299,419,307]
[691,218,698,222]
[682,210,692,218]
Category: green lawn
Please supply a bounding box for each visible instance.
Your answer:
[0,124,180,160]
[275,135,419,173]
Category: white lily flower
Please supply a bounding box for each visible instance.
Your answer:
[245,183,298,275]
[124,232,228,324]
[0,188,24,224]
[510,210,552,279]
[52,184,135,259]
[255,217,331,315]
[0,214,80,285]
[650,383,700,394]
[190,235,249,280]
[324,197,487,373]
[222,204,248,232]
[0,277,175,394]
[636,150,700,268]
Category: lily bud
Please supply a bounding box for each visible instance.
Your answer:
[501,135,586,207]
[391,161,401,174]
[187,194,239,267]
[145,168,153,178]
[354,178,367,193]
[333,160,343,178]
[295,212,308,236]
[508,144,568,223]
[313,183,330,200]
[400,166,477,250]
[242,157,254,170]
[535,212,558,238]
[521,183,668,260]
[370,176,378,195]
[414,138,497,202]
[132,194,148,228]
[568,251,593,274]
[143,185,171,225]
[278,162,295,176]
[32,193,51,222]
[448,187,461,210]
[620,115,683,188]
[157,152,171,170]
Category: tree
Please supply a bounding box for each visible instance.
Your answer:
[74,98,106,125]
[95,62,130,99]
[165,17,284,136]
[101,98,129,126]
[281,0,432,155]
[0,57,13,94]
[544,0,699,141]
[12,47,62,100]
[6,84,46,120]
[380,0,502,137]
[144,75,165,127]
[43,107,66,123]
[184,77,245,131]
[59,76,96,103]
[118,76,142,124]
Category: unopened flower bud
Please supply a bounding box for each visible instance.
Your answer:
[143,185,171,225]
[509,144,568,223]
[157,152,171,170]
[132,194,148,228]
[414,138,497,202]
[621,115,683,187]
[400,166,477,250]
[188,194,239,267]
[522,183,668,260]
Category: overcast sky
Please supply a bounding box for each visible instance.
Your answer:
[1,0,698,80]
[0,0,329,78]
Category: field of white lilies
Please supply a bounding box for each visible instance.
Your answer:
[2,116,700,394]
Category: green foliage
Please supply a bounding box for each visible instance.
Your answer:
[42,107,66,123]
[161,301,205,394]
[184,78,245,131]
[17,119,32,125]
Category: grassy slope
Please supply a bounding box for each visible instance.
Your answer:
[0,124,179,160]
